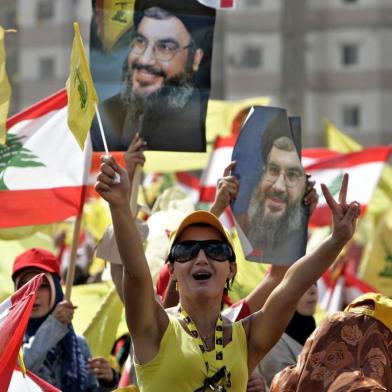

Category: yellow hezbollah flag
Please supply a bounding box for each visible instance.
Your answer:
[97,0,135,52]
[359,206,392,296]
[66,22,98,150]
[0,26,11,145]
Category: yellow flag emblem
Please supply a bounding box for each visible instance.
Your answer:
[97,0,135,52]
[66,22,98,150]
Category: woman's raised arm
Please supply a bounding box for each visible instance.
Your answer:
[95,152,168,364]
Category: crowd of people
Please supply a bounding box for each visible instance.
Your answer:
[9,132,392,392]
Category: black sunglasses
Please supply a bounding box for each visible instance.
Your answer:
[168,240,235,263]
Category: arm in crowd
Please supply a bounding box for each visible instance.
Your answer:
[245,174,360,372]
[23,301,75,371]
[95,136,168,365]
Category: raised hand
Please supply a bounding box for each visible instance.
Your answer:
[95,156,130,207]
[124,133,146,183]
[321,173,360,244]
[303,175,319,216]
[210,161,240,217]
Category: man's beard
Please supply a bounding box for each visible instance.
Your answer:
[120,62,194,124]
[246,185,303,252]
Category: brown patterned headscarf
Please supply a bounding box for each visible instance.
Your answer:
[269,296,392,392]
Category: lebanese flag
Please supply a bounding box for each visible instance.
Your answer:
[1,89,92,228]
[197,0,235,9]
[305,146,392,226]
[302,148,340,167]
[9,365,60,392]
[0,274,43,391]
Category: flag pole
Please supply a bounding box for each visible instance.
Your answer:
[64,212,83,301]
[94,102,120,183]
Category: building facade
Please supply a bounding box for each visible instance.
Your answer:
[213,0,392,146]
[4,0,392,147]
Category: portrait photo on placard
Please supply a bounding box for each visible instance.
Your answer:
[231,106,309,265]
[90,0,216,152]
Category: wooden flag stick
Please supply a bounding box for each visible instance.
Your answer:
[64,213,83,300]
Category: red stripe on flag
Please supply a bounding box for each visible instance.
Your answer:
[6,89,67,129]
[175,172,201,190]
[221,0,233,7]
[0,186,85,228]
[305,146,392,170]
[302,148,340,160]
[310,204,367,227]
[214,134,237,148]
[200,186,216,202]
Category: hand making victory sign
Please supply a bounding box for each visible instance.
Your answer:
[321,173,360,245]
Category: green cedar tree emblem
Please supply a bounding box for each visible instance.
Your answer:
[0,133,45,190]
[73,65,88,111]
[326,172,344,198]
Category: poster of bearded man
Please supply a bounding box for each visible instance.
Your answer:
[231,106,309,265]
[89,0,215,152]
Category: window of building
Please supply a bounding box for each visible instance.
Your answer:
[241,46,263,69]
[342,105,361,127]
[36,0,54,21]
[245,0,262,7]
[39,57,55,80]
[342,44,359,66]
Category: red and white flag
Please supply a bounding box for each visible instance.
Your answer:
[9,365,60,392]
[0,89,92,228]
[0,274,43,391]
[197,0,235,9]
[318,268,376,314]
[305,146,392,227]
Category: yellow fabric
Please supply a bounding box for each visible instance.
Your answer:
[143,97,270,173]
[358,205,392,296]
[345,292,392,332]
[135,315,248,392]
[230,228,267,302]
[114,387,139,392]
[66,22,98,150]
[0,26,11,145]
[324,119,362,153]
[99,0,135,52]
[82,286,124,358]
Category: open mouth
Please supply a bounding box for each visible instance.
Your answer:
[192,272,212,281]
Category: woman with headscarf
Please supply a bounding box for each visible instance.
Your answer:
[12,248,117,391]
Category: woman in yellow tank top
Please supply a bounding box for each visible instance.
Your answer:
[96,143,360,392]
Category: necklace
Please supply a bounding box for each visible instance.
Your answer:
[178,306,224,375]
